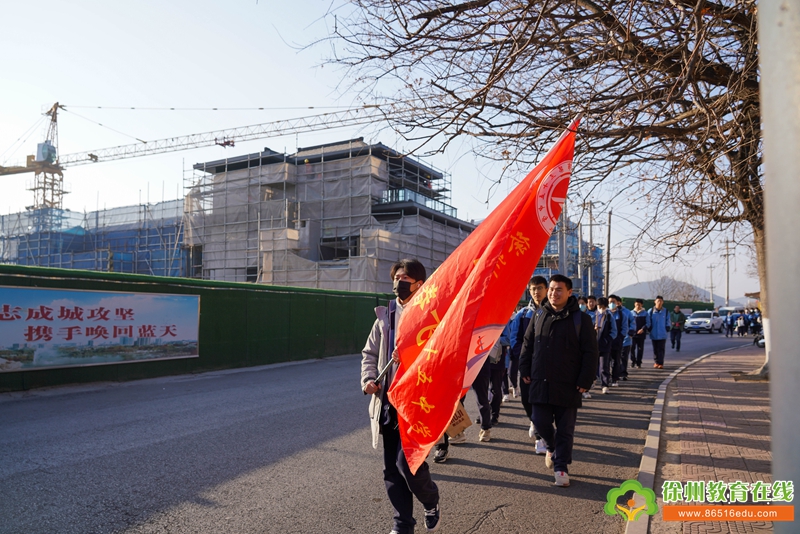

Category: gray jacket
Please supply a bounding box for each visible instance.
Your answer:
[360,305,392,449]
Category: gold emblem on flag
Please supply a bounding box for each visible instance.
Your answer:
[416,309,441,346]
[412,397,436,413]
[414,284,438,311]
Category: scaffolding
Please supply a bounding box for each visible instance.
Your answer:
[185,138,474,293]
[534,216,605,297]
[0,201,185,276]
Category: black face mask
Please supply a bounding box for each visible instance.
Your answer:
[393,280,414,301]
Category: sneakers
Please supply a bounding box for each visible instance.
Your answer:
[502,394,509,403]
[582,391,592,399]
[449,431,467,444]
[433,447,449,463]
[545,450,553,468]
[509,386,517,398]
[424,504,441,532]
[478,429,491,442]
[535,438,547,455]
[601,386,609,394]
[554,470,570,487]
[611,382,619,387]
[490,417,499,426]
[528,421,536,438]
[654,363,660,368]
[656,364,664,369]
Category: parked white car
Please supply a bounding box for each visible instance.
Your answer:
[684,311,724,333]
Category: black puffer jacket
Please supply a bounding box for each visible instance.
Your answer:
[518,295,599,408]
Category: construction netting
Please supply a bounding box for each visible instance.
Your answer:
[0,201,185,276]
[185,140,471,292]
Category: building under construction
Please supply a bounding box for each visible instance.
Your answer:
[1,136,605,296]
[534,217,605,297]
[0,201,185,276]
[184,138,475,293]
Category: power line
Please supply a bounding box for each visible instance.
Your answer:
[60,108,147,144]
[62,105,366,112]
[0,114,48,165]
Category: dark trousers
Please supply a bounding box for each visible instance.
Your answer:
[738,326,747,336]
[620,345,631,377]
[472,359,492,430]
[520,379,532,418]
[631,337,645,366]
[652,339,667,365]
[519,380,541,439]
[503,351,520,393]
[489,364,505,421]
[670,328,682,350]
[381,422,439,534]
[726,324,735,337]
[531,403,578,473]
[610,346,622,382]
[599,351,613,387]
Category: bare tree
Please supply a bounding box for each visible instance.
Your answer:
[326,0,764,310]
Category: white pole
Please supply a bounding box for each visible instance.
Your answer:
[760,3,800,531]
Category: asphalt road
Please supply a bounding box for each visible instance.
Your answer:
[0,332,753,534]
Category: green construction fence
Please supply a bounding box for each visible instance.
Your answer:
[0,264,391,392]
[617,297,717,313]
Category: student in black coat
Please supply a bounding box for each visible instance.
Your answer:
[519,274,599,487]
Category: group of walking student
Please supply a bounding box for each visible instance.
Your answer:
[360,259,674,534]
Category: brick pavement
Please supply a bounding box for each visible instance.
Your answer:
[671,345,773,533]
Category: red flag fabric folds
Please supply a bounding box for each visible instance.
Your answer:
[387,118,581,474]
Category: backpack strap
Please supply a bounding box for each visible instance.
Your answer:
[387,299,397,361]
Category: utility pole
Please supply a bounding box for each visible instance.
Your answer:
[577,222,583,294]
[580,201,604,296]
[721,240,733,306]
[588,203,593,294]
[605,209,612,296]
[707,265,715,306]
[581,201,600,296]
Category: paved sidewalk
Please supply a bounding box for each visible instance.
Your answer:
[652,345,773,533]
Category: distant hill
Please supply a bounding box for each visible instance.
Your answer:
[615,277,747,307]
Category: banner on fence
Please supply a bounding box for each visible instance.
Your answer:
[0,286,200,372]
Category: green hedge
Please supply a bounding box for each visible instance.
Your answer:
[0,264,391,392]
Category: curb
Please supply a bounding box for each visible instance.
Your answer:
[624,345,745,534]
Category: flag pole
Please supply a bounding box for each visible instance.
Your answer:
[374,359,396,385]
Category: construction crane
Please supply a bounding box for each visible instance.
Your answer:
[0,103,388,213]
[0,103,64,210]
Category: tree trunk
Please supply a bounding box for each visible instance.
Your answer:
[751,224,769,377]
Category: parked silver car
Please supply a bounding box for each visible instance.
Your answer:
[684,311,724,333]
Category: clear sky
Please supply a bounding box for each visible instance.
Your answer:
[0,0,758,300]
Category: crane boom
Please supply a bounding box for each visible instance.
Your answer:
[58,106,386,168]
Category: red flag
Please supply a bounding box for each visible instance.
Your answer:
[387,117,581,474]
